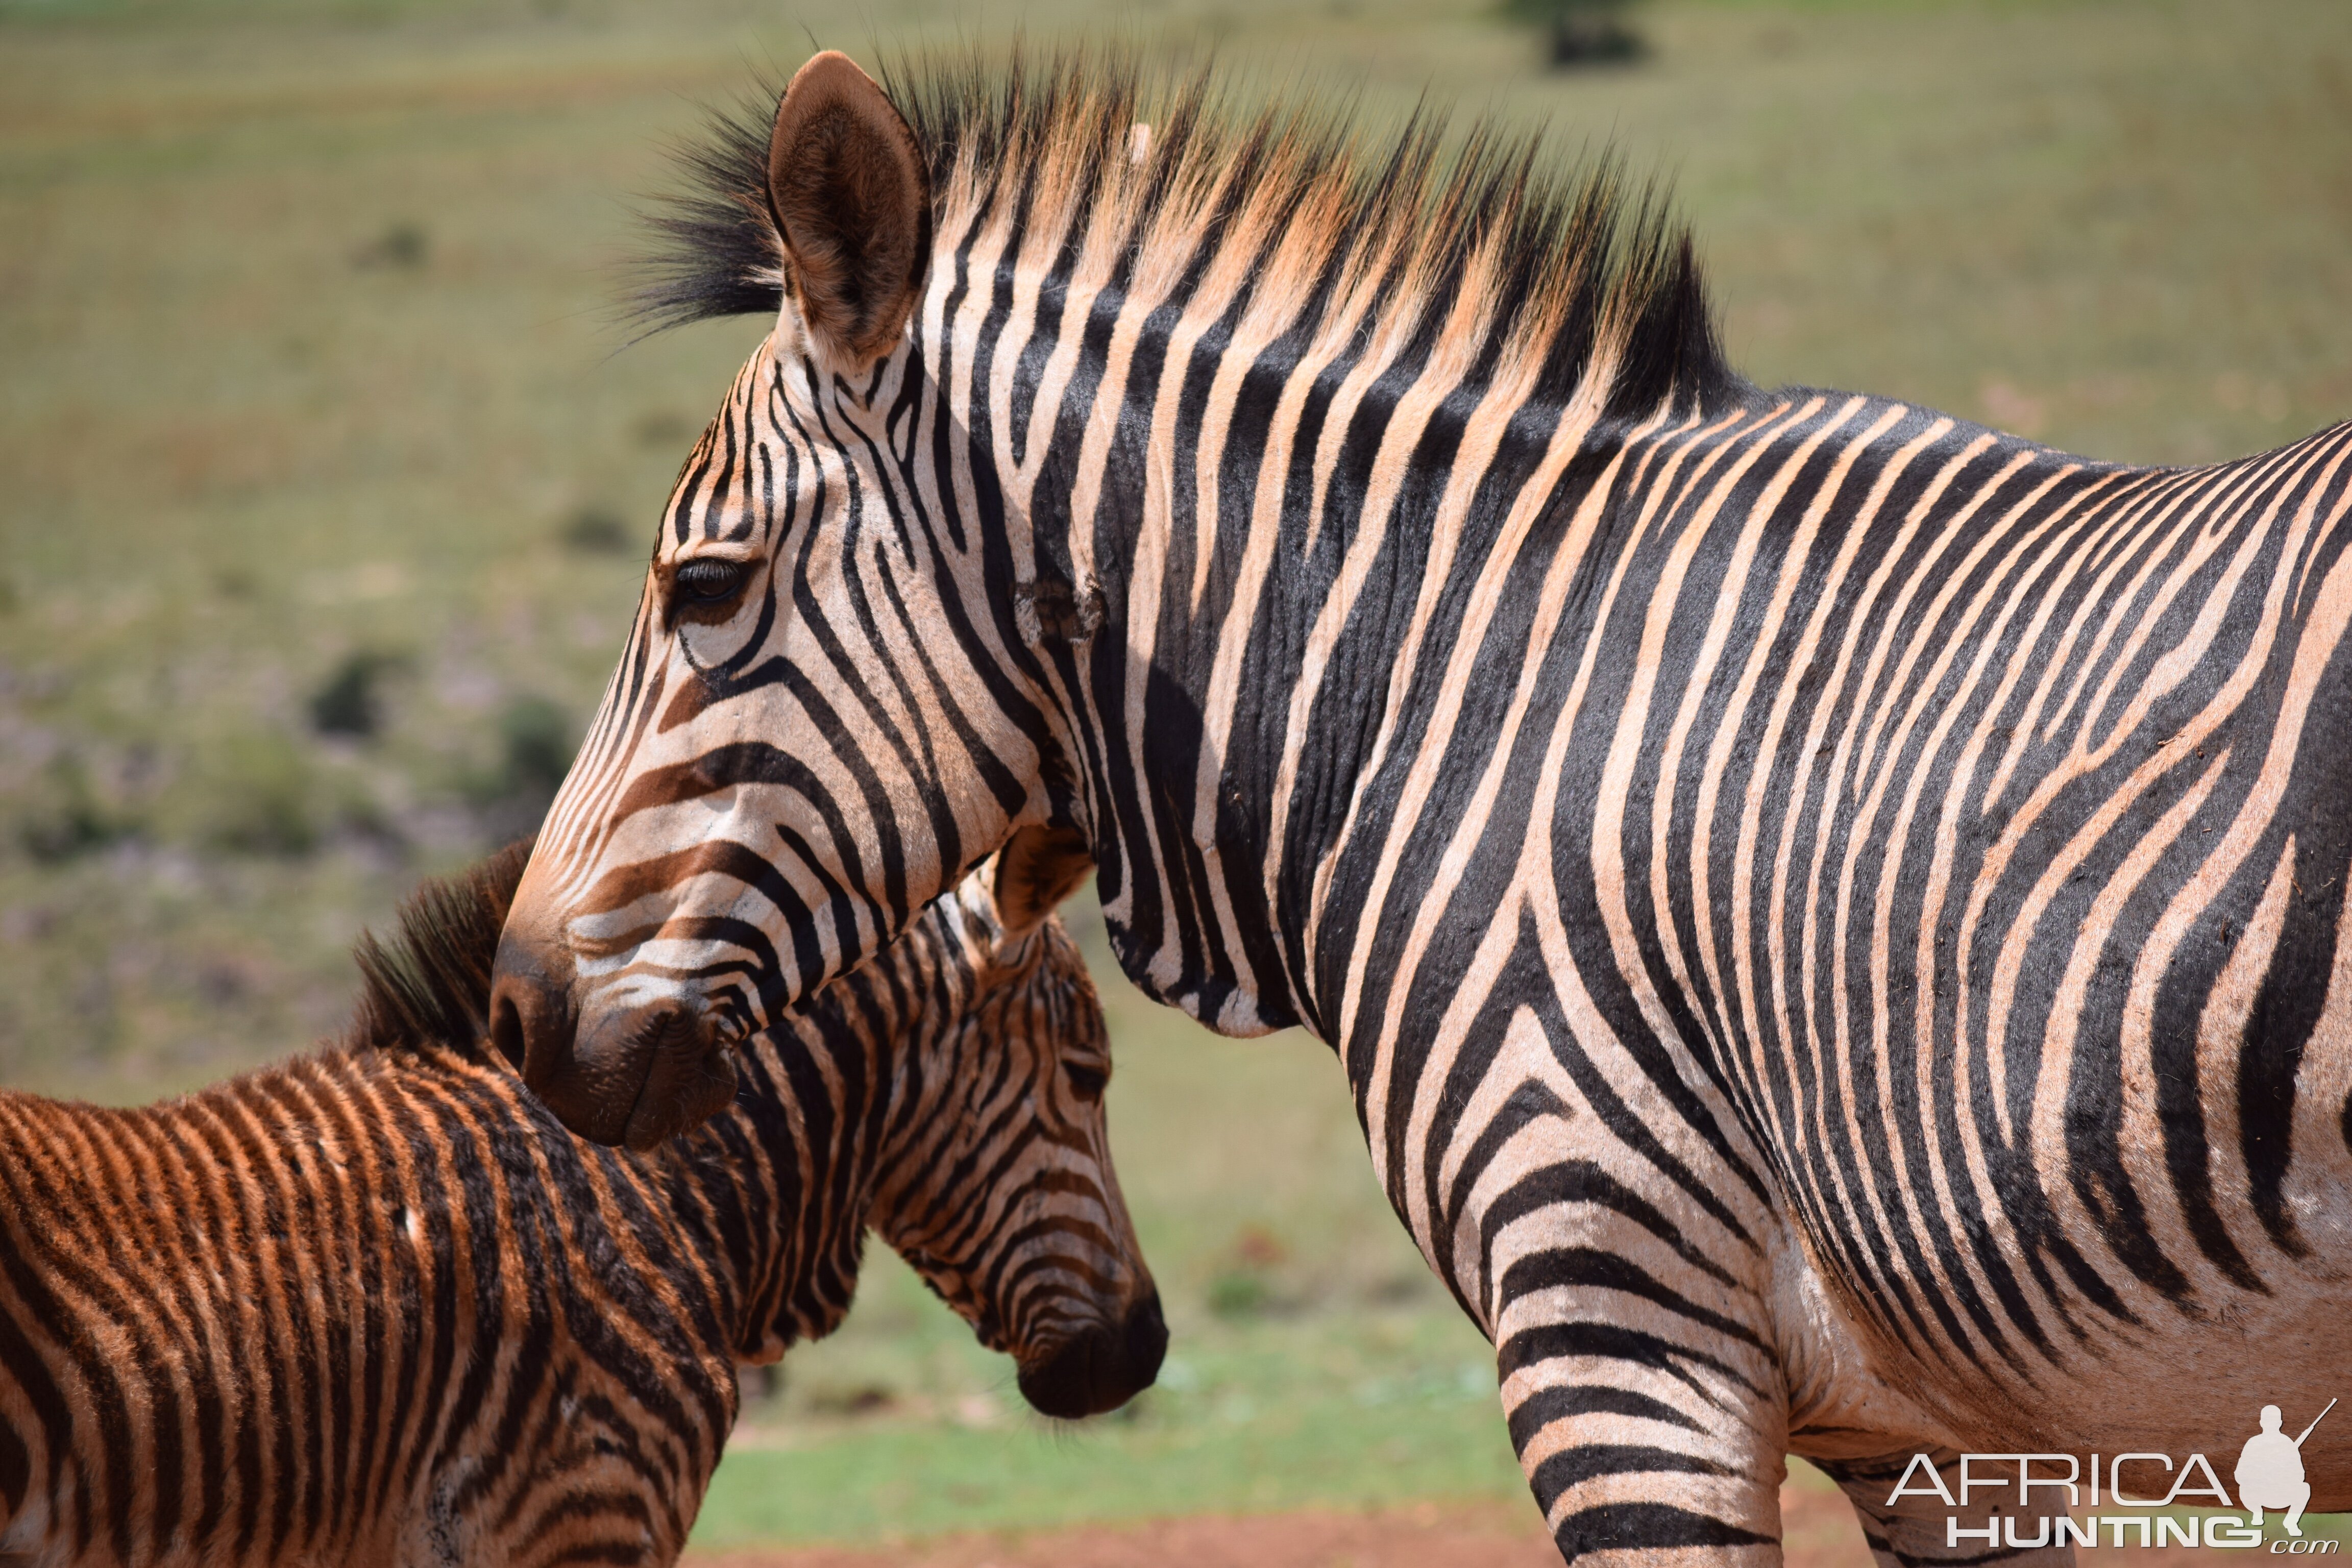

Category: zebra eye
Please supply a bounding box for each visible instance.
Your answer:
[1064,1062,1108,1102]
[673,558,747,604]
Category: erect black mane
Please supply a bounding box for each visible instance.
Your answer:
[348,839,532,1058]
[632,84,790,336]
[630,46,1746,420]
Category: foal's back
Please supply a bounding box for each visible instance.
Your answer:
[0,859,743,1564]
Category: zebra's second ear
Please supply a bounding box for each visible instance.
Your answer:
[991,826,1094,939]
[767,51,932,367]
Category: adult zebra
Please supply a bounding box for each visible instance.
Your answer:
[0,837,1159,1565]
[489,49,2352,1565]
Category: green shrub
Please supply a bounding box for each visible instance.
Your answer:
[185,733,318,857]
[561,505,635,555]
[1497,0,1644,66]
[308,650,403,739]
[498,696,574,800]
[1207,1269,1273,1320]
[353,219,429,270]
[15,755,129,863]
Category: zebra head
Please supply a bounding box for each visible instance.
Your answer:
[867,832,1165,1419]
[492,52,1066,1149]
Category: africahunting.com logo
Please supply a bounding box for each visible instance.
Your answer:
[1889,1400,2337,1552]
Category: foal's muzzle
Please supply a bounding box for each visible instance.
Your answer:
[1014,1289,1168,1420]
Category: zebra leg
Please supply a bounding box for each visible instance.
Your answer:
[1465,1075,1791,1564]
[1488,1190,1790,1565]
[1818,1450,2075,1568]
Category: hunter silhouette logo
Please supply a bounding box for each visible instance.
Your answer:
[2239,1400,2334,1537]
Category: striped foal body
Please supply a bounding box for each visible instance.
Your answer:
[0,843,1157,1566]
[493,51,2352,1565]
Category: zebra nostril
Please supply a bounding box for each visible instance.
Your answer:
[1122,1289,1168,1387]
[488,989,527,1073]
[486,954,575,1091]
[488,905,578,1072]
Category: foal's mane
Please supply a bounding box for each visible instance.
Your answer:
[347,839,531,1058]
[635,46,1747,421]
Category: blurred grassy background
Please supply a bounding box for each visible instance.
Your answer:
[3,0,2348,1551]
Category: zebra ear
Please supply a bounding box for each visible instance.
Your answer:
[991,826,1094,939]
[766,51,932,367]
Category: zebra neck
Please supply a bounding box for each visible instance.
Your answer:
[995,309,1669,1043]
[667,1031,873,1361]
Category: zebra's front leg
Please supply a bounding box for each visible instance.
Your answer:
[1480,1154,1791,1563]
[1818,1450,2075,1568]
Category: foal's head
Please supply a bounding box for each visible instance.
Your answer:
[730,827,1163,1419]
[364,836,1161,1420]
[868,836,1163,1418]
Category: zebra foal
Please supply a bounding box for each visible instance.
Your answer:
[0,835,1161,1566]
[491,47,2352,1567]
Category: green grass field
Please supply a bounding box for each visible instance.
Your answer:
[4,0,2349,1550]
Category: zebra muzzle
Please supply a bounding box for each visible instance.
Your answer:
[1013,1287,1167,1420]
[625,1002,739,1150]
[494,951,738,1150]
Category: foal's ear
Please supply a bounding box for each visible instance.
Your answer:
[767,51,932,367]
[991,826,1095,939]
